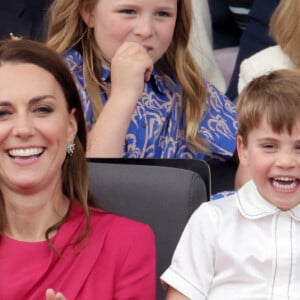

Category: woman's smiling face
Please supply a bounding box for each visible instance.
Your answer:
[0,62,77,194]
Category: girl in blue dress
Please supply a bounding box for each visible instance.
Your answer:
[47,0,237,162]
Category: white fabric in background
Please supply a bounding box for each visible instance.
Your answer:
[238,45,295,94]
[190,0,227,92]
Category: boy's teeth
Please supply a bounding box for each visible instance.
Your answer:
[9,148,43,157]
[274,177,295,181]
[272,177,298,190]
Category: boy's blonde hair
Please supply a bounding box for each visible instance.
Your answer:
[237,69,300,145]
[47,0,209,153]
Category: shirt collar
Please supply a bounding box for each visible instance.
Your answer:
[236,180,300,221]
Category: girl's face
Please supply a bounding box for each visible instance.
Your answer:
[0,62,77,195]
[81,0,177,63]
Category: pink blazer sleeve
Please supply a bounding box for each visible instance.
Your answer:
[113,221,156,300]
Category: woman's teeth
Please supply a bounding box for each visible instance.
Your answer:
[8,147,44,157]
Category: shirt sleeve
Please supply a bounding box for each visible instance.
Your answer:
[161,202,219,299]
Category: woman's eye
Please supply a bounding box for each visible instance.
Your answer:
[34,106,53,114]
[0,110,12,119]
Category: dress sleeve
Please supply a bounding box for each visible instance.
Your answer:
[161,202,219,299]
[201,82,238,161]
[114,222,156,300]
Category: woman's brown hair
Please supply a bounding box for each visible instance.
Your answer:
[0,39,93,250]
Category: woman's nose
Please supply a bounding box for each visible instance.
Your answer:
[12,114,34,138]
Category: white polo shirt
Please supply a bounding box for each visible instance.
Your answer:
[161,180,300,299]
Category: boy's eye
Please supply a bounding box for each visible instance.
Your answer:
[120,9,136,15]
[262,144,277,151]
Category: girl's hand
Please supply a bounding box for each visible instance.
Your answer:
[110,41,153,108]
[45,288,67,300]
[86,41,153,157]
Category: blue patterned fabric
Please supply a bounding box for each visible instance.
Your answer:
[211,190,235,200]
[65,49,237,161]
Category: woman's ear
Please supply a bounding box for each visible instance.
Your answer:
[236,135,249,167]
[80,5,94,28]
[68,108,78,142]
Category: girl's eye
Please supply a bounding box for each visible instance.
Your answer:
[156,11,171,17]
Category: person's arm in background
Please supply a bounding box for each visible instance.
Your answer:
[226,0,280,101]
[190,0,227,92]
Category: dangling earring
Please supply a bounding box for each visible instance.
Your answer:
[66,141,75,157]
[87,26,92,39]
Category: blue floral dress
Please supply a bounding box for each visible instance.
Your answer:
[65,49,237,161]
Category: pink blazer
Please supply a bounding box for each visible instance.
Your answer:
[0,203,156,299]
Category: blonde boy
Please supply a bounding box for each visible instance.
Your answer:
[161,69,300,299]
